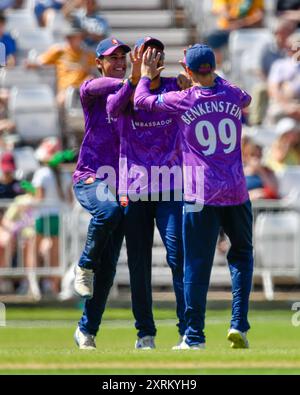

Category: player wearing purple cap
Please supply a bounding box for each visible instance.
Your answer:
[107,37,190,350]
[134,44,253,350]
[73,37,131,349]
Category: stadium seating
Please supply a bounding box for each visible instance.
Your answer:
[101,10,174,28]
[13,146,39,178]
[111,29,190,47]
[13,29,54,59]
[100,0,163,10]
[277,166,300,203]
[5,9,37,33]
[164,46,186,63]
[242,125,278,148]
[228,29,273,89]
[8,85,60,143]
[255,210,300,299]
[0,66,56,92]
[46,11,68,42]
[255,211,300,271]
[64,87,84,134]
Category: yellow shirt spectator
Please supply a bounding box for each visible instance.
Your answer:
[212,0,264,30]
[39,43,95,93]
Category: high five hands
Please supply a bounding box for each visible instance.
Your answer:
[129,44,144,86]
[140,47,165,81]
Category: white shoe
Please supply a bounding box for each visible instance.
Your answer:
[171,335,183,350]
[74,265,94,299]
[74,327,96,350]
[172,335,205,350]
[227,328,249,349]
[135,336,155,350]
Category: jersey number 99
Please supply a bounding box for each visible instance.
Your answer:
[195,118,237,156]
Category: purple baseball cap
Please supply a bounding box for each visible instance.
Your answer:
[135,36,164,51]
[186,44,216,73]
[96,37,131,57]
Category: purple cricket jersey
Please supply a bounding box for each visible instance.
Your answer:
[73,77,123,186]
[107,78,182,195]
[134,76,252,206]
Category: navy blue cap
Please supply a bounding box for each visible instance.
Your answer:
[185,44,216,73]
[135,36,164,51]
[96,37,131,57]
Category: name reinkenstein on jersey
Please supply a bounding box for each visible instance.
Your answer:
[181,100,242,125]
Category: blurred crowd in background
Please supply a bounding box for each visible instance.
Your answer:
[0,0,300,297]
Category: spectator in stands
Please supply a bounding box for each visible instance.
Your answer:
[1,177,39,297]
[0,151,23,282]
[34,0,66,27]
[0,1,16,11]
[276,0,300,25]
[242,136,279,200]
[212,0,265,32]
[32,137,66,294]
[70,0,110,52]
[0,12,17,67]
[0,118,14,135]
[249,18,297,125]
[266,117,300,172]
[259,18,297,78]
[0,88,15,135]
[0,152,23,199]
[0,1,24,10]
[267,32,300,123]
[26,25,95,107]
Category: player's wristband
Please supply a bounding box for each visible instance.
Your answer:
[127,77,138,88]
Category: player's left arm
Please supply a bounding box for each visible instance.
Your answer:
[218,76,252,108]
[134,77,183,113]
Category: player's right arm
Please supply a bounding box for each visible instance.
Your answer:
[106,45,143,117]
[80,77,123,100]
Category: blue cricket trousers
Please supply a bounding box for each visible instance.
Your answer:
[125,196,186,338]
[73,179,124,335]
[183,200,253,345]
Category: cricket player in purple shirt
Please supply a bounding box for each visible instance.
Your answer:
[73,37,131,349]
[134,44,253,349]
[107,37,189,350]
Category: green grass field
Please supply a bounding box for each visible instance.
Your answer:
[0,306,300,375]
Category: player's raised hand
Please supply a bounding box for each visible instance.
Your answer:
[177,48,192,90]
[141,47,165,80]
[178,47,188,73]
[129,44,144,85]
[177,72,192,90]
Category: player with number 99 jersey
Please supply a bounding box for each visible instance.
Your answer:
[135,74,251,206]
[134,44,253,350]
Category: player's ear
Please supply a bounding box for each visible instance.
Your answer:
[95,57,104,74]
